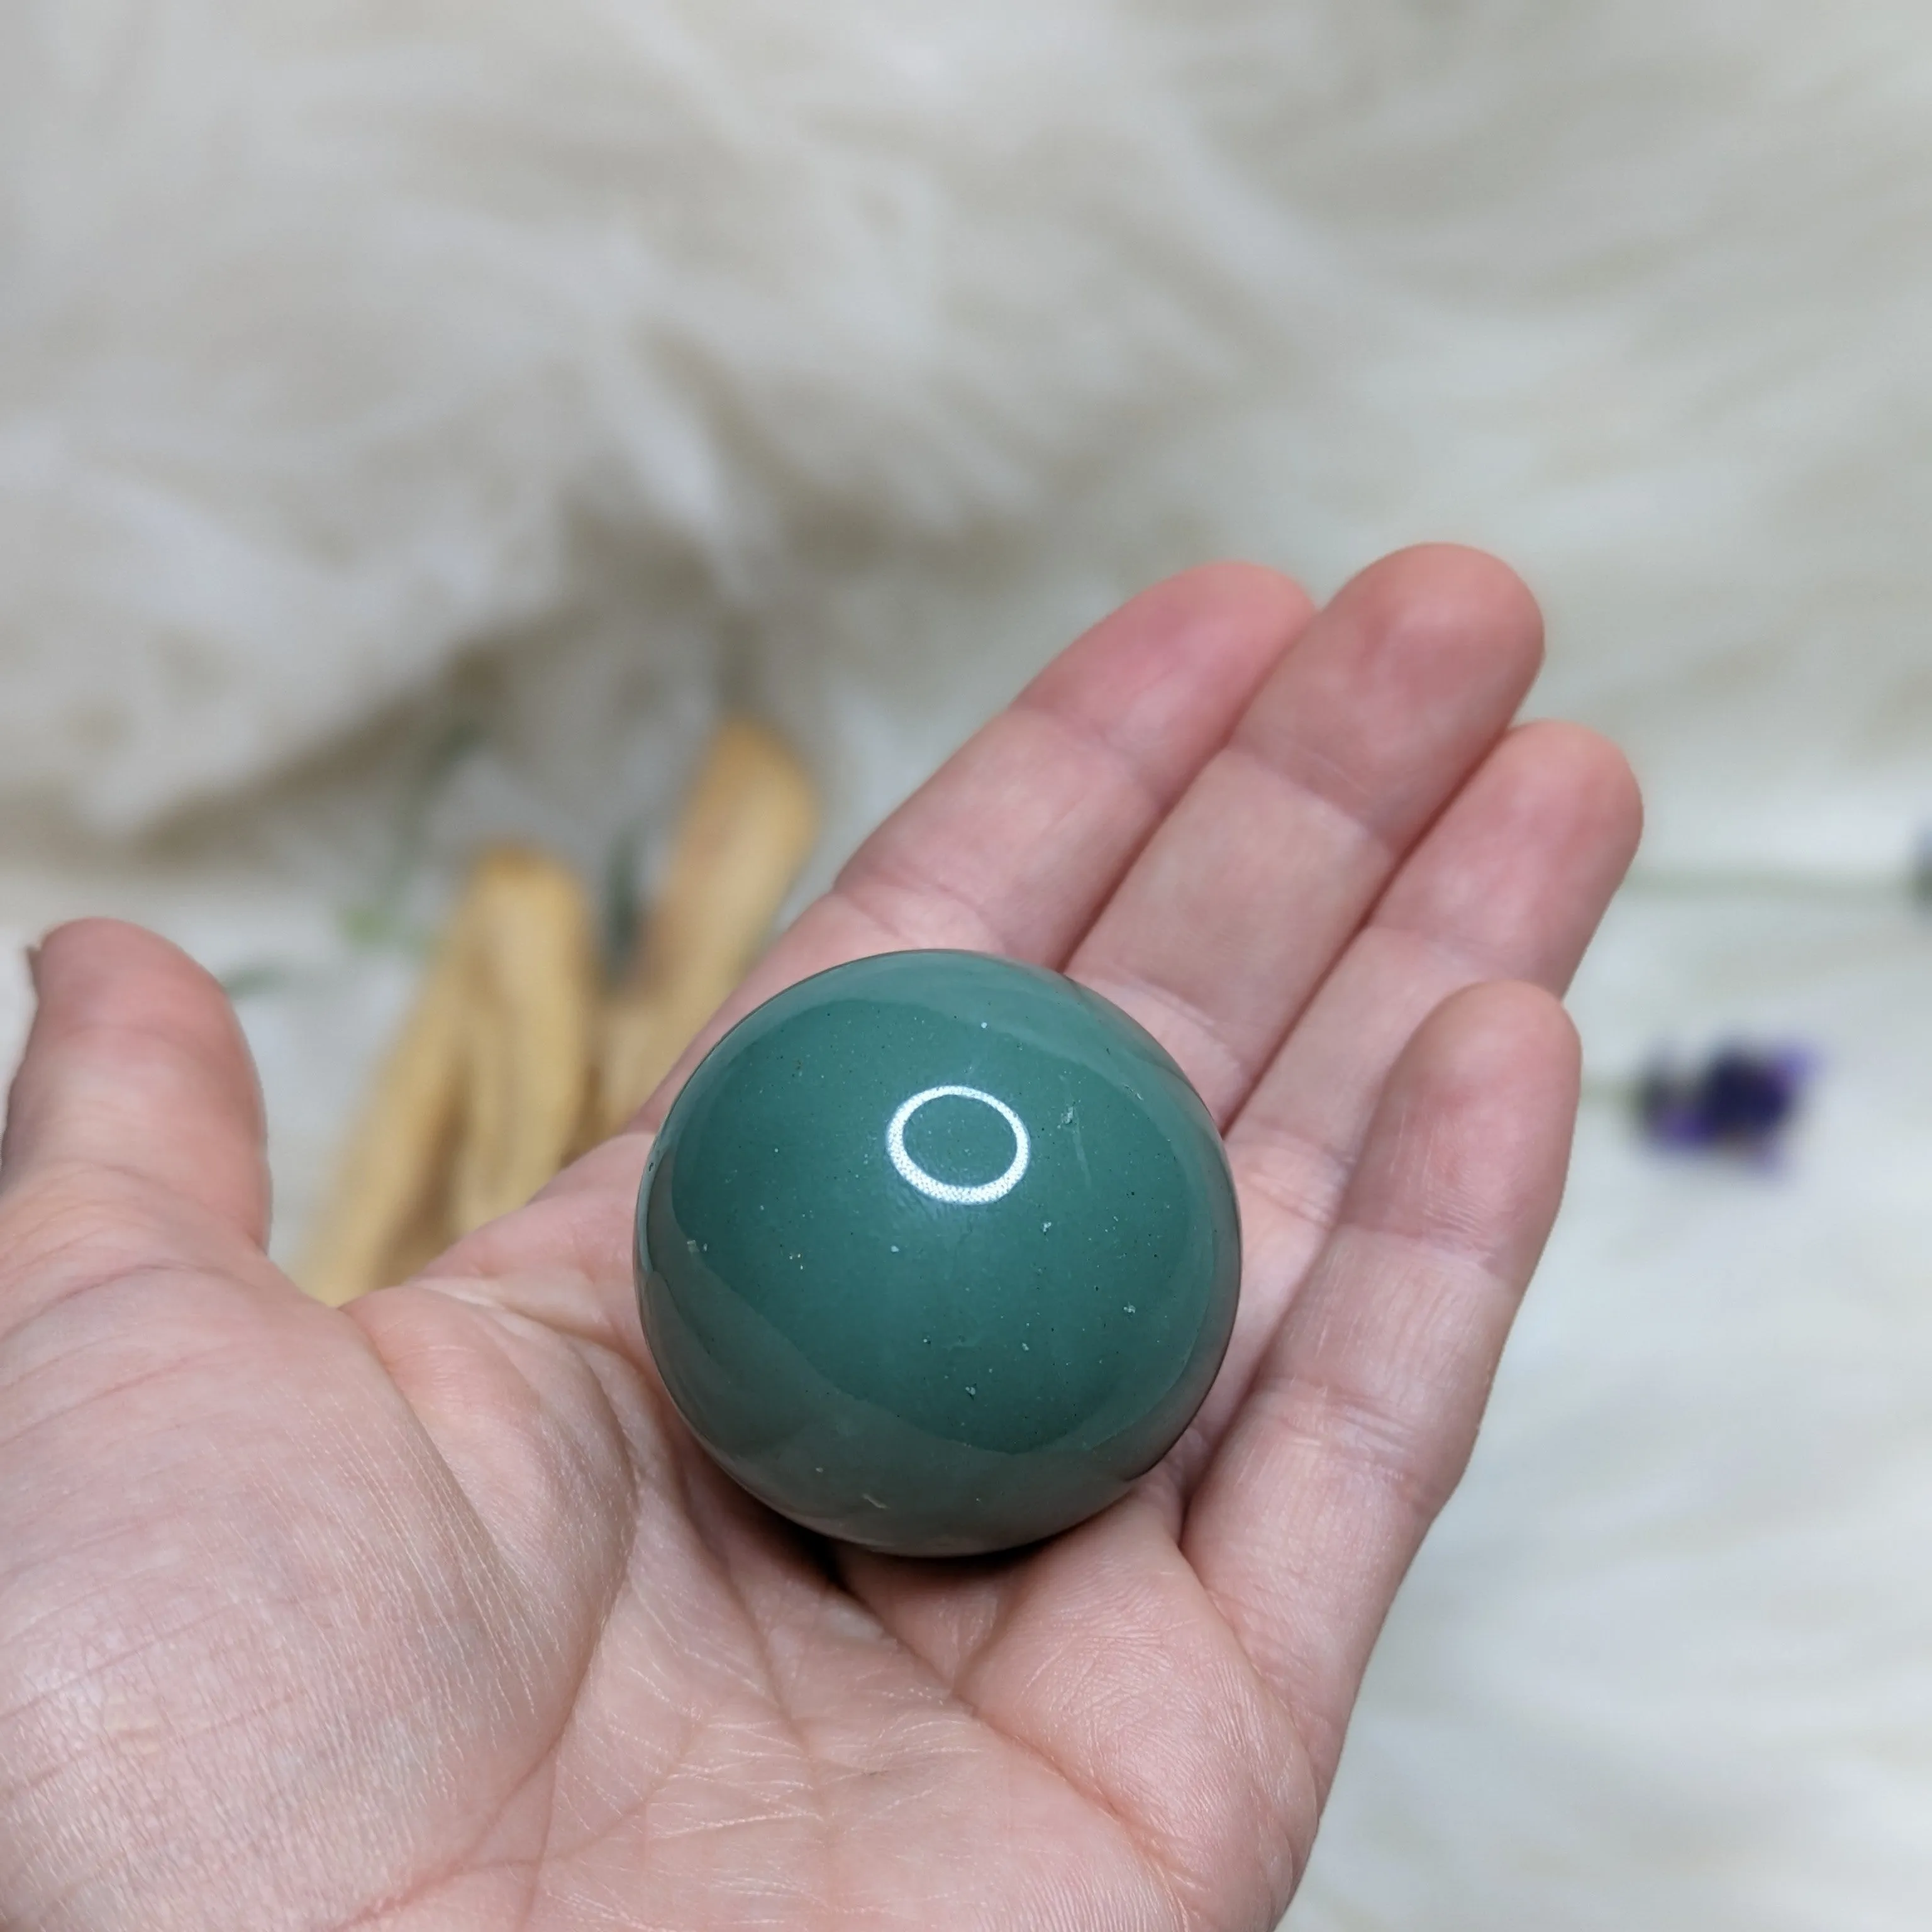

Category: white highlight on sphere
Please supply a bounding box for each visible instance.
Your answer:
[886,1085,1031,1205]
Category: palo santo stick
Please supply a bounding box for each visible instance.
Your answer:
[591,719,818,1140]
[448,847,596,1236]
[297,845,596,1302]
[296,885,483,1307]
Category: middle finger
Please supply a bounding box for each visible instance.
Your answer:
[1067,544,1546,1121]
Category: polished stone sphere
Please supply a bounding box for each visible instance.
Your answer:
[635,949,1241,1557]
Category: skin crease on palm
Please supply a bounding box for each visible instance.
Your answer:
[0,548,1641,1932]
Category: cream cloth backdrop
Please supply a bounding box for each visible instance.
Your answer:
[2,3,1930,1926]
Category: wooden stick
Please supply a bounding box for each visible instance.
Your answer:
[295,886,481,1306]
[296,846,596,1302]
[590,720,818,1140]
[448,848,596,1236]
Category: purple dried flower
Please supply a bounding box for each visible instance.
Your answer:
[1636,1044,1814,1157]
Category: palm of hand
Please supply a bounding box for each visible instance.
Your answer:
[0,553,1638,1932]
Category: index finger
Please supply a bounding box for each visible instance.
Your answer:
[635,562,1314,1130]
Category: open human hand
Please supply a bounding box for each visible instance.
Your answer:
[0,549,1640,1931]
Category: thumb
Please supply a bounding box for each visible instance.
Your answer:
[1,919,270,1246]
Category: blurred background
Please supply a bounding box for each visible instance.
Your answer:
[3,2,1931,1924]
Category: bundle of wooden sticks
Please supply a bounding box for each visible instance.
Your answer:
[299,720,818,1305]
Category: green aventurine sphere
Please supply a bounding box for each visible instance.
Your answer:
[635,950,1241,1557]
